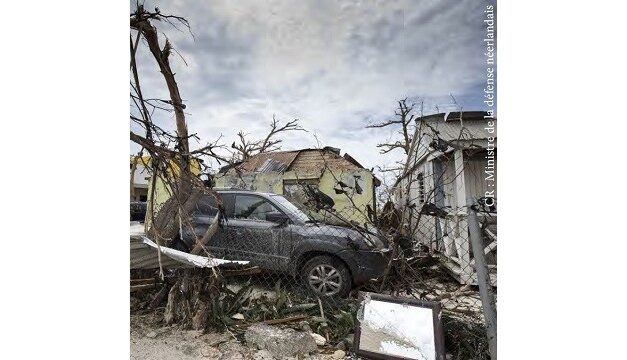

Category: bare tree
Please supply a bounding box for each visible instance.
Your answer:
[231,116,305,161]
[130,3,244,330]
[367,98,418,157]
[364,98,423,209]
[130,6,193,195]
[130,3,231,252]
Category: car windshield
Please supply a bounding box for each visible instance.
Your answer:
[271,195,311,223]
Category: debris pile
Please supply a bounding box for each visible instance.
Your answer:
[244,324,317,358]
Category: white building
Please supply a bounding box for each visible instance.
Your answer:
[130,157,151,202]
[396,111,497,285]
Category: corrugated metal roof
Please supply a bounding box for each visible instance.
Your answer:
[130,236,190,269]
[130,233,249,270]
[257,158,289,173]
[235,151,300,173]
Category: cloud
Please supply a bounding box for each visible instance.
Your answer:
[131,0,492,172]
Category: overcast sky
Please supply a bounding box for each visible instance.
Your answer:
[131,0,493,177]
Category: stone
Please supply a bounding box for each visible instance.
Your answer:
[331,350,346,359]
[252,349,276,360]
[298,321,312,333]
[145,331,157,338]
[309,333,326,346]
[334,341,346,351]
[244,324,317,358]
[231,313,245,320]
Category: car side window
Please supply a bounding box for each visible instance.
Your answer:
[194,195,218,216]
[234,195,281,221]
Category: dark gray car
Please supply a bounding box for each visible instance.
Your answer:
[176,189,389,298]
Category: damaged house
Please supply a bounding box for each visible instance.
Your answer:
[214,147,381,225]
[396,111,497,285]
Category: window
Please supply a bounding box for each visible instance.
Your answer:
[234,195,281,221]
[194,195,219,216]
[417,173,426,204]
[271,194,311,222]
[283,179,319,209]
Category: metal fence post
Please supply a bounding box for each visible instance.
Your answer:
[467,198,497,360]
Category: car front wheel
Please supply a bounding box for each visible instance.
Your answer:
[301,255,351,298]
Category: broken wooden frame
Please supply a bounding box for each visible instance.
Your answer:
[353,292,445,360]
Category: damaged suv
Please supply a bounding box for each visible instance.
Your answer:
[174,189,389,298]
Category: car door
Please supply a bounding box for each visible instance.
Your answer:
[223,194,292,271]
[181,194,229,258]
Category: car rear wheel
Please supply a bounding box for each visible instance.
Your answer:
[301,255,351,298]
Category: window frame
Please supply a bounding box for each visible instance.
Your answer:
[193,195,220,217]
[232,194,286,222]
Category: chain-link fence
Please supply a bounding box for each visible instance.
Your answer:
[131,176,497,359]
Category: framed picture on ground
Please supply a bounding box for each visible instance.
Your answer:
[353,292,446,360]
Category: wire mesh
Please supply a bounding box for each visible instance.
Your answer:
[131,170,496,359]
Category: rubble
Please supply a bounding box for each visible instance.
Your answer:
[202,332,231,347]
[199,346,221,358]
[252,349,275,360]
[298,320,313,333]
[244,324,317,358]
[226,283,277,301]
[310,332,327,346]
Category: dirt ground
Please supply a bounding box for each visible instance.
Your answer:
[130,312,349,360]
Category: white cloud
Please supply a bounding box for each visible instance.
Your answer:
[132,0,492,171]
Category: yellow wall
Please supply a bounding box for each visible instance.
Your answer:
[130,156,202,223]
[214,168,376,225]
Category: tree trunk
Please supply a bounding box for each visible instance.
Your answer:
[147,187,204,246]
[163,268,221,329]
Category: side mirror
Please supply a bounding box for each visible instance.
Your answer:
[267,212,289,226]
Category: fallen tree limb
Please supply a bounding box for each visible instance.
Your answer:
[131,278,158,286]
[130,283,157,292]
[190,212,220,255]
